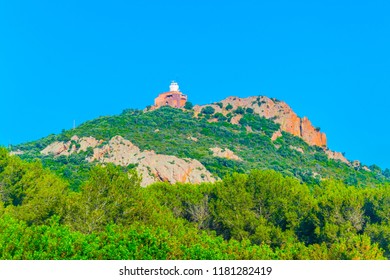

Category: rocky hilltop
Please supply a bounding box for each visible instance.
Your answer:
[194,96,327,147]
[16,91,384,189]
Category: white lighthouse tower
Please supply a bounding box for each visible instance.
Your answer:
[169,81,179,92]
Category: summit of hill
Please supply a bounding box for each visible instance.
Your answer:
[12,82,389,189]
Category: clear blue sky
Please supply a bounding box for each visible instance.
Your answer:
[1,0,389,169]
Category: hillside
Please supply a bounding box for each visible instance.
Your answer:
[2,94,390,260]
[13,95,390,189]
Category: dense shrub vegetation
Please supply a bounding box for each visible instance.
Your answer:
[0,148,389,260]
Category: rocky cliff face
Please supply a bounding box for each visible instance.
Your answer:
[194,96,327,147]
[41,135,103,156]
[41,135,217,187]
[300,117,327,147]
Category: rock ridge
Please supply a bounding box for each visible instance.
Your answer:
[40,135,217,187]
[194,96,327,147]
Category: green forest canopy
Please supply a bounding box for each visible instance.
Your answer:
[1,148,389,260]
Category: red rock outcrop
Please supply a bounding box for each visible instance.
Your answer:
[41,141,73,156]
[41,136,103,157]
[271,130,283,141]
[9,149,24,156]
[136,152,215,186]
[230,114,243,125]
[300,117,327,147]
[210,147,242,161]
[194,96,327,147]
[325,149,350,165]
[41,135,216,187]
[289,146,304,154]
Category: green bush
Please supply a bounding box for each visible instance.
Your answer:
[215,102,223,108]
[245,108,254,114]
[234,106,245,114]
[214,112,227,121]
[201,106,215,115]
[184,101,193,110]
